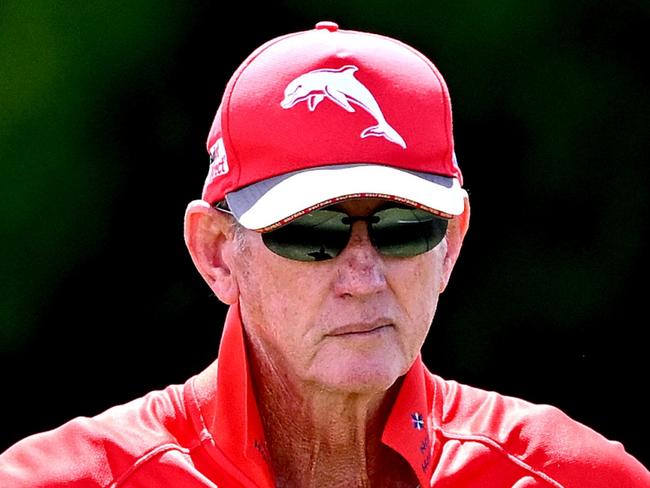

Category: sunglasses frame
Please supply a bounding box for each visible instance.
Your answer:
[213,200,449,262]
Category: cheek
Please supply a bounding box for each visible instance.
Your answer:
[420,252,446,321]
[389,251,444,346]
[415,259,442,322]
[234,244,327,352]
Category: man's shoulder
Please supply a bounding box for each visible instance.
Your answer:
[435,375,580,441]
[0,382,194,487]
[428,373,649,486]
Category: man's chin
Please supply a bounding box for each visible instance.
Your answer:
[308,354,407,395]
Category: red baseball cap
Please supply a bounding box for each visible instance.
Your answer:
[202,21,467,231]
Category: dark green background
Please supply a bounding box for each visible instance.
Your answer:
[2,1,648,466]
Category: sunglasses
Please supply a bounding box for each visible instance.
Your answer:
[216,202,448,262]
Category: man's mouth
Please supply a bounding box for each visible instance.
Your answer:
[326,322,393,337]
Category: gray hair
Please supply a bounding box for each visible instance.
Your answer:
[228,217,250,254]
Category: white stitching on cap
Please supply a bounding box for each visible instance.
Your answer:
[208,138,229,179]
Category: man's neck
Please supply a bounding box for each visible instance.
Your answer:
[247,342,417,487]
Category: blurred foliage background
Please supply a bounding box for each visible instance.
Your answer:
[1,0,648,465]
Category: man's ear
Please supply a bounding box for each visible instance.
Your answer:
[439,196,470,293]
[184,200,240,304]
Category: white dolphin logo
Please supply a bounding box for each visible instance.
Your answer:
[280,65,407,149]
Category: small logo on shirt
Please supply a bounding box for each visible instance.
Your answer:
[253,439,270,463]
[411,412,424,430]
[280,65,407,149]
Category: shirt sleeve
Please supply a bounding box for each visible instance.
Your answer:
[0,417,114,487]
[519,405,650,487]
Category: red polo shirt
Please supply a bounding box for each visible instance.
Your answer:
[1,305,648,487]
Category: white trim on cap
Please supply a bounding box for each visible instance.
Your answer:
[225,164,467,231]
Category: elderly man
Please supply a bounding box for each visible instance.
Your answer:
[1,21,648,488]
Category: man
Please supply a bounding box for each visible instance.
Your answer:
[1,21,648,487]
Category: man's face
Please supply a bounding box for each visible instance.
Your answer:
[231,199,452,394]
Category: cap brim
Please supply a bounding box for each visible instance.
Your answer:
[226,164,467,231]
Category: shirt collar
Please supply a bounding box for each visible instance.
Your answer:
[191,304,442,488]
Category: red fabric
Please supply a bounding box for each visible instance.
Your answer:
[202,25,462,206]
[1,305,648,487]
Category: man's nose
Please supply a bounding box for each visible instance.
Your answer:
[333,222,388,297]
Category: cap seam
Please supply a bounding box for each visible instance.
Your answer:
[354,31,455,173]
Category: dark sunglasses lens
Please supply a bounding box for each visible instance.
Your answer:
[371,207,449,257]
[262,210,350,261]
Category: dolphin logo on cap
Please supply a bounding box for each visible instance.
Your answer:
[280,65,407,149]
